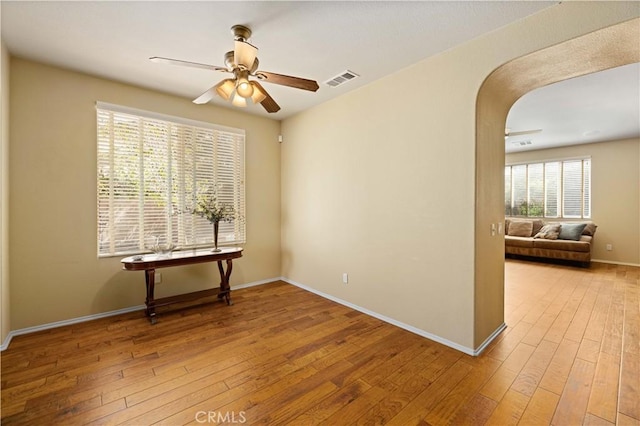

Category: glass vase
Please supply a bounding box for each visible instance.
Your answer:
[212,221,221,252]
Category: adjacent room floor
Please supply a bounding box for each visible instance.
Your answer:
[1,260,638,425]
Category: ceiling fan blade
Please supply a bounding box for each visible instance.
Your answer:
[150,56,229,73]
[234,41,258,69]
[252,81,280,113]
[506,129,542,137]
[192,85,217,104]
[256,71,319,92]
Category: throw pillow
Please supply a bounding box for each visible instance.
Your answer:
[582,222,598,236]
[531,219,545,236]
[534,223,561,240]
[558,223,588,241]
[507,221,533,237]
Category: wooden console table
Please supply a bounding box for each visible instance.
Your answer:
[121,247,243,324]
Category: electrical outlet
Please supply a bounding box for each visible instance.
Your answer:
[342,273,348,284]
[606,244,613,251]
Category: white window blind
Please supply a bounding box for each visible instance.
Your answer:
[505,158,591,219]
[97,103,245,257]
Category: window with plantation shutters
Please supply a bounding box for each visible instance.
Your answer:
[97,102,245,257]
[505,158,590,219]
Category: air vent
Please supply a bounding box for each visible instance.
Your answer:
[324,70,359,87]
[510,140,533,146]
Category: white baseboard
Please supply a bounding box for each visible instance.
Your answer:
[2,276,506,355]
[232,276,284,290]
[474,322,507,355]
[592,259,640,267]
[1,304,145,351]
[281,277,505,356]
[0,277,280,352]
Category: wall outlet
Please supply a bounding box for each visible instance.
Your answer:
[606,244,613,251]
[156,272,162,283]
[342,273,349,284]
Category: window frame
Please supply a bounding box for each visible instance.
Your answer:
[505,156,591,220]
[96,102,246,258]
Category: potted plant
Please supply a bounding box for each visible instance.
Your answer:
[191,189,237,252]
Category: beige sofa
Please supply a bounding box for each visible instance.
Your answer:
[504,219,597,267]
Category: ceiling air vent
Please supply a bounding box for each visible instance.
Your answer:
[510,140,533,147]
[324,70,359,87]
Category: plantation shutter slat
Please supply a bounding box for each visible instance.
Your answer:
[97,103,246,257]
[511,165,527,216]
[544,162,560,218]
[527,163,543,217]
[583,159,591,218]
[562,160,583,218]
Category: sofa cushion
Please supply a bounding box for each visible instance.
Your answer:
[505,236,535,248]
[533,237,591,252]
[559,223,588,241]
[534,224,561,240]
[507,221,533,237]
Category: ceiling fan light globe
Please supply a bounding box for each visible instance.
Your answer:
[231,92,247,107]
[216,79,235,100]
[236,80,254,98]
[250,82,267,104]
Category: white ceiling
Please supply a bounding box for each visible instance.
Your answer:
[2,1,638,151]
[506,62,640,153]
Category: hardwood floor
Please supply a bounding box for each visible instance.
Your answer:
[1,260,638,425]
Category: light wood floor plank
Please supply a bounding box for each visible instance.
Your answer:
[619,352,640,421]
[539,338,580,395]
[518,387,560,425]
[587,351,620,423]
[552,357,597,425]
[485,388,529,426]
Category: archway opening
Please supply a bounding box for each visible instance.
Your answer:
[474,18,639,351]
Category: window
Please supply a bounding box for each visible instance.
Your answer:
[505,158,591,219]
[97,102,245,257]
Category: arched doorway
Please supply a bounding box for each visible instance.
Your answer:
[474,18,640,351]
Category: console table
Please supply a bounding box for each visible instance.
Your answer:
[121,247,243,324]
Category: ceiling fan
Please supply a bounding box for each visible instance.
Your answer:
[150,25,320,113]
[505,128,542,139]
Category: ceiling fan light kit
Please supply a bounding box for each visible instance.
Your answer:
[150,24,319,113]
[215,79,235,101]
[231,93,247,108]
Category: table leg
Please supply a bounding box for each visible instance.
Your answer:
[145,269,157,324]
[217,259,234,305]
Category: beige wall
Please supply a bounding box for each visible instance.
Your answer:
[9,59,281,330]
[281,3,640,351]
[1,41,10,343]
[4,3,639,351]
[506,138,640,266]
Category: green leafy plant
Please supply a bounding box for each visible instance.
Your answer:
[191,190,237,224]
[191,188,238,251]
[507,200,544,217]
